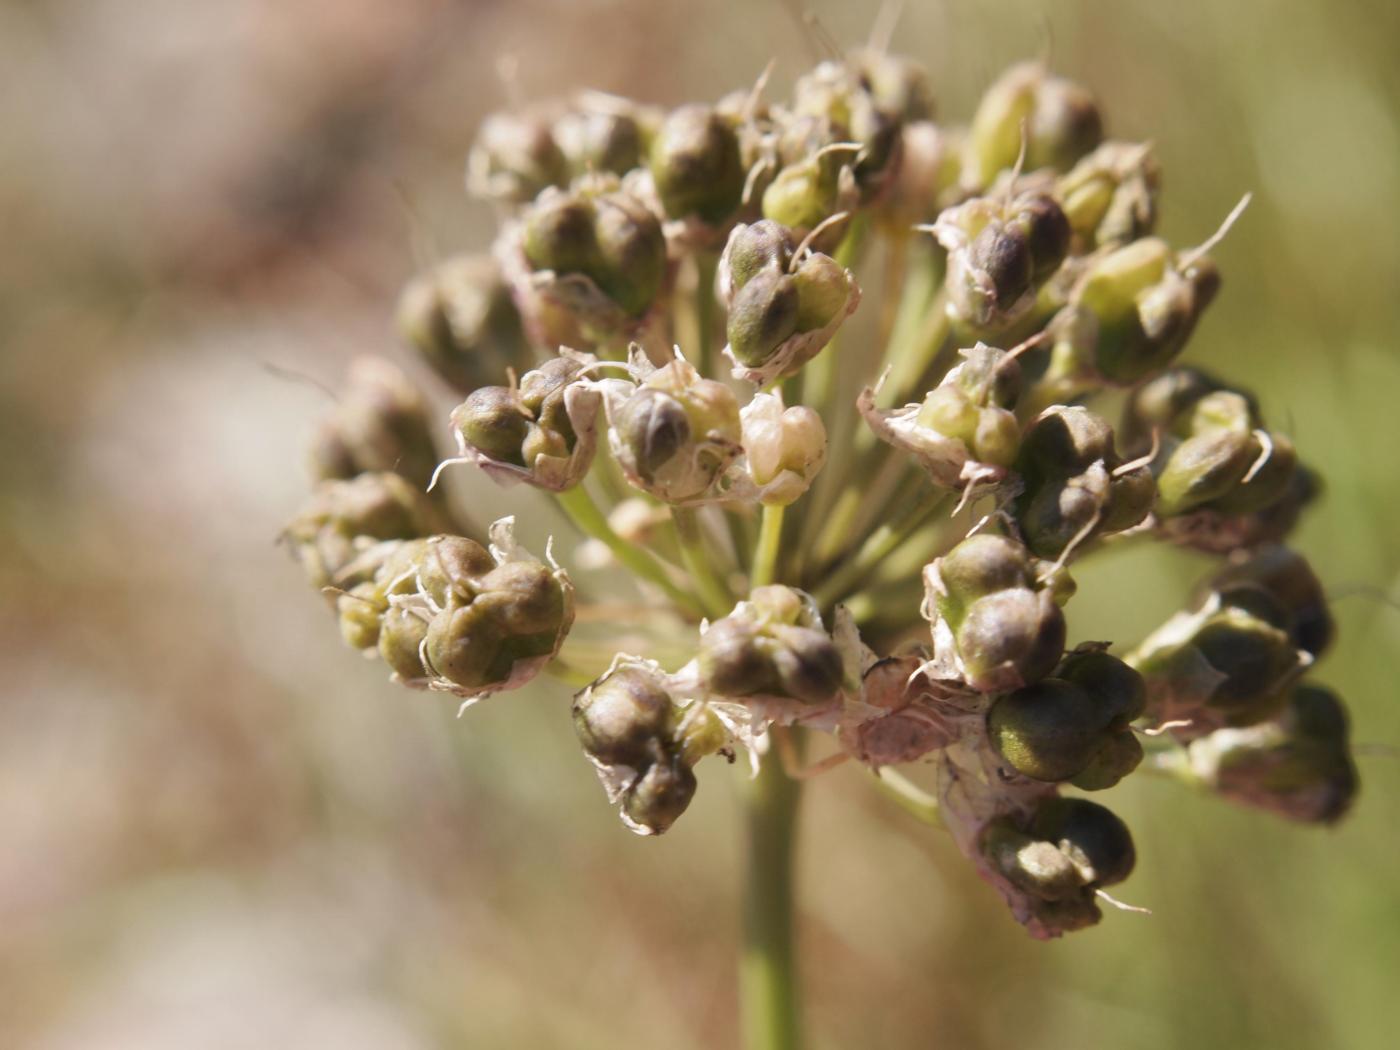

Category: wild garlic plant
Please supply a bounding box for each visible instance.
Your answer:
[284,47,1358,1050]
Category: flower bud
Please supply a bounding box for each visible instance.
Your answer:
[467,111,569,204]
[395,254,529,395]
[309,357,440,492]
[649,105,745,224]
[1013,406,1154,560]
[964,63,1103,190]
[762,154,844,232]
[740,393,826,505]
[1183,684,1358,824]
[927,534,1068,692]
[698,586,843,705]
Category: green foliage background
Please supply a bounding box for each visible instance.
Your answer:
[1,1,1396,1046]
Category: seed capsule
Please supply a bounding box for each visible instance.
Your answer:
[649,105,745,224]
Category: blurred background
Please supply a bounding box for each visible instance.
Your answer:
[2,0,1398,1047]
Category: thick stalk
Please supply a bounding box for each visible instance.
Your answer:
[695,251,719,376]
[741,746,802,1050]
[751,503,786,590]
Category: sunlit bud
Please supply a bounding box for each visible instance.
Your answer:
[741,393,827,506]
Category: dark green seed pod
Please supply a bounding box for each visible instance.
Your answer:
[698,618,780,698]
[573,668,677,768]
[476,561,568,635]
[981,822,1084,902]
[767,624,844,705]
[1210,546,1333,658]
[727,267,801,366]
[621,755,698,835]
[1154,429,1257,517]
[987,678,1106,782]
[591,192,667,317]
[1057,649,1147,724]
[649,105,744,224]
[1030,797,1136,887]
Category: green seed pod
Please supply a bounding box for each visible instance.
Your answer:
[416,535,495,608]
[424,602,505,691]
[378,603,431,681]
[1190,683,1358,824]
[1014,406,1154,560]
[1029,797,1136,888]
[467,111,569,204]
[476,560,569,635]
[453,387,532,468]
[762,156,841,232]
[851,49,935,123]
[727,267,801,367]
[936,533,1035,623]
[792,253,851,332]
[590,192,667,317]
[698,586,843,705]
[573,667,677,768]
[986,672,1140,785]
[649,105,744,224]
[338,582,387,651]
[523,193,603,278]
[621,754,698,835]
[395,254,529,395]
[964,63,1103,189]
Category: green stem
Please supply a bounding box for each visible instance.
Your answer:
[751,504,786,590]
[671,506,734,618]
[695,251,719,376]
[555,486,705,617]
[741,747,802,1050]
[873,768,944,827]
[811,490,951,611]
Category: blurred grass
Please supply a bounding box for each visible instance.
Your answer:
[0,0,1397,1047]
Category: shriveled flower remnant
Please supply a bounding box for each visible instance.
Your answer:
[284,52,1357,941]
